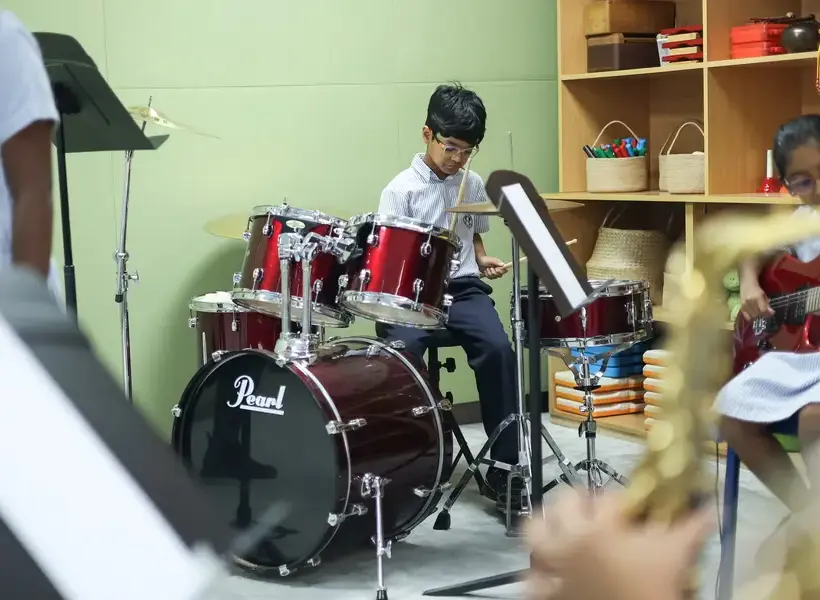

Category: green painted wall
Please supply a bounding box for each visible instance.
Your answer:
[9,0,558,436]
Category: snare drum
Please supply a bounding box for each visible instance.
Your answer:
[517,280,653,347]
[339,213,461,329]
[188,291,282,364]
[171,337,453,574]
[232,204,352,328]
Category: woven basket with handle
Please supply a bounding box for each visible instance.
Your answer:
[586,206,672,305]
[586,120,648,193]
[661,121,705,194]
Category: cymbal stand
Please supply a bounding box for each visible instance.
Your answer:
[543,338,638,494]
[113,102,151,402]
[431,231,581,536]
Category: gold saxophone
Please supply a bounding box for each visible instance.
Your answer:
[621,211,820,599]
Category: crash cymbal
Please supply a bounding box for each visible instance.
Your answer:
[127,106,219,139]
[446,198,583,215]
[204,213,249,240]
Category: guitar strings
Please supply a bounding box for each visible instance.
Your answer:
[765,288,819,310]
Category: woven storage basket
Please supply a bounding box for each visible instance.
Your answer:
[661,121,705,194]
[586,207,671,305]
[586,120,648,193]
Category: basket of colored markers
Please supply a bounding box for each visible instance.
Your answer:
[584,120,648,193]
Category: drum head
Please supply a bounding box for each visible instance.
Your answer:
[173,351,344,570]
[190,291,246,313]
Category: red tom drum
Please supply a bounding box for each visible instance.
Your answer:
[232,204,352,328]
[517,280,653,347]
[339,213,461,329]
[188,292,283,365]
[171,337,453,575]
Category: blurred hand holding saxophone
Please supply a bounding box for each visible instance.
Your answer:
[624,211,820,600]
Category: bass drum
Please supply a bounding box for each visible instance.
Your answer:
[171,337,453,574]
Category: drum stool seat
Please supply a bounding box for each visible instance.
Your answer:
[425,329,488,498]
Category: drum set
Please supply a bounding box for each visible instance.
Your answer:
[170,198,657,599]
[173,201,463,600]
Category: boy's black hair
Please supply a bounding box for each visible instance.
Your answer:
[773,114,820,179]
[425,82,487,147]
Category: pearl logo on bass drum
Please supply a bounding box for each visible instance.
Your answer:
[227,375,285,415]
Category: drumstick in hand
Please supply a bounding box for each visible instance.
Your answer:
[500,239,577,270]
[448,154,475,233]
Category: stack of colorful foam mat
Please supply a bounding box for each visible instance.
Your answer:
[642,348,670,430]
[553,340,653,418]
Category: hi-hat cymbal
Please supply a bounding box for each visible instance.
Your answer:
[204,213,249,240]
[446,197,583,215]
[127,106,219,139]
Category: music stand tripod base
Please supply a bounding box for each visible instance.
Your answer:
[431,229,581,537]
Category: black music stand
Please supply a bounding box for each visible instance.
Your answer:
[34,33,166,319]
[423,171,594,597]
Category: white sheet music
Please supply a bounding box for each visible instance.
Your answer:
[499,183,588,309]
[0,315,222,600]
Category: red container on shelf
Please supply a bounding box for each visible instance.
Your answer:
[730,41,787,59]
[730,23,787,45]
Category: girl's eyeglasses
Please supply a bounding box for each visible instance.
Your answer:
[435,135,479,159]
[785,176,819,196]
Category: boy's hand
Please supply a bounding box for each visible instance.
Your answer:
[478,255,508,279]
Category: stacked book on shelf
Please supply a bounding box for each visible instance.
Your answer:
[553,341,653,418]
[642,349,670,430]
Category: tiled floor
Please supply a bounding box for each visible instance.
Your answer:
[203,417,788,600]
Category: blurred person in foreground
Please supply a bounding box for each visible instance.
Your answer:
[526,490,714,600]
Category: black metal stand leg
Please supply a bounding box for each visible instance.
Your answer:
[433,414,516,531]
[423,569,527,597]
[443,411,487,494]
[55,121,77,319]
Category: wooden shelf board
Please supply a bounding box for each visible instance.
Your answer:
[559,53,816,83]
[539,191,800,205]
[707,52,816,70]
[561,62,703,82]
[653,305,735,331]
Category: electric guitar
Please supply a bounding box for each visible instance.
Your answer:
[732,252,820,374]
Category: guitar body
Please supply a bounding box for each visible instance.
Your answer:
[732,253,820,374]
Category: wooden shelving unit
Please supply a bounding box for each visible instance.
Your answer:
[545,0,820,441]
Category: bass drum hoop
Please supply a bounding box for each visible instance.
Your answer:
[323,336,446,535]
[170,350,353,573]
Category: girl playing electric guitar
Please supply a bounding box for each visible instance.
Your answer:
[718,113,820,558]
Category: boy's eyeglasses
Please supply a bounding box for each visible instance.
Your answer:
[785,176,819,196]
[434,135,479,159]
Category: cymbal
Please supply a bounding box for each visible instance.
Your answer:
[204,213,248,240]
[127,106,219,139]
[445,198,583,215]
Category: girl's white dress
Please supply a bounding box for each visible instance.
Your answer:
[715,206,820,424]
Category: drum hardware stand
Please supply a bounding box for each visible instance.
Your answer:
[113,102,150,402]
[432,233,581,537]
[360,474,391,600]
[543,339,637,494]
[424,266,548,597]
[274,231,356,362]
